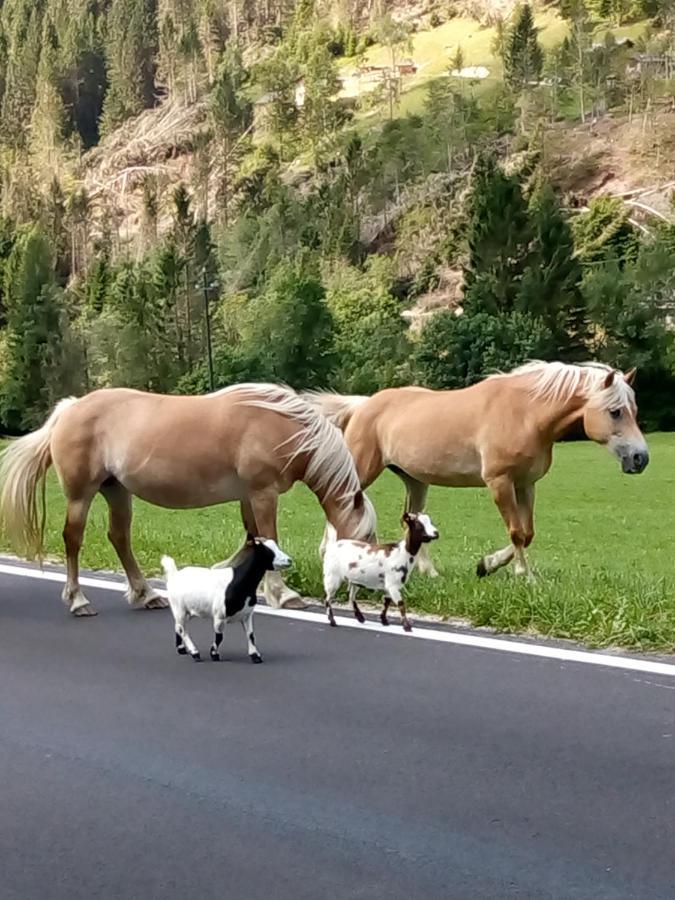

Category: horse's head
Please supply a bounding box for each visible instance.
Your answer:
[582,368,649,474]
[320,490,377,558]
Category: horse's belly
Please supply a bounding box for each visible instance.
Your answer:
[120,472,247,509]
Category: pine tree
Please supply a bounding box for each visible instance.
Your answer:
[101,0,158,134]
[504,4,543,94]
[1,4,42,148]
[462,153,533,315]
[210,46,252,226]
[0,226,64,430]
[29,17,66,174]
[519,180,585,354]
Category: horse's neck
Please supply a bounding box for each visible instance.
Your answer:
[319,493,353,539]
[533,392,587,443]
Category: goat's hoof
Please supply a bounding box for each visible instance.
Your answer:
[210,651,220,661]
[354,610,366,624]
[191,652,201,662]
[402,620,413,633]
[249,653,263,664]
[176,646,187,655]
[476,558,488,578]
[328,618,337,627]
[380,613,389,626]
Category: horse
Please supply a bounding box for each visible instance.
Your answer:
[0,383,376,617]
[303,362,649,580]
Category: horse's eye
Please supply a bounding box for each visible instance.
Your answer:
[610,408,622,420]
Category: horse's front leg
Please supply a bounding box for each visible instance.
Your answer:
[100,481,167,609]
[477,475,530,578]
[403,477,438,578]
[249,490,306,610]
[514,484,535,579]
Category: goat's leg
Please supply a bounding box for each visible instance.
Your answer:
[175,614,200,661]
[323,573,340,627]
[348,583,365,624]
[210,616,226,661]
[380,595,392,627]
[387,584,412,633]
[242,611,263,663]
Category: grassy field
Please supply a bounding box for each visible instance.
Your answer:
[1,434,674,651]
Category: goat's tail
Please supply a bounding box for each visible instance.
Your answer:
[0,397,78,560]
[161,556,178,579]
[300,391,368,433]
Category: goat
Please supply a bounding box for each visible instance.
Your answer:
[161,537,292,662]
[322,512,439,632]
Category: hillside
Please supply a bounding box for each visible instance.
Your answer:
[0,0,675,434]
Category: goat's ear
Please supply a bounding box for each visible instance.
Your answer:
[401,511,412,524]
[353,490,364,510]
[245,532,255,546]
[624,367,637,385]
[603,370,616,389]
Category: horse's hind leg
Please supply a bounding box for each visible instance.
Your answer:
[100,480,167,609]
[394,470,438,578]
[249,490,306,610]
[62,496,96,616]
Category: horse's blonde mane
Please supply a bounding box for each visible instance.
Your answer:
[491,361,635,410]
[214,383,363,502]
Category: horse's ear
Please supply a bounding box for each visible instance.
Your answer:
[603,370,616,389]
[353,490,364,510]
[624,367,637,386]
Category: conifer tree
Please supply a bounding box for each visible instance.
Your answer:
[0,226,63,429]
[462,153,532,315]
[101,0,158,133]
[504,4,543,93]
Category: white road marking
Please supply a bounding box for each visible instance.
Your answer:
[3,561,675,678]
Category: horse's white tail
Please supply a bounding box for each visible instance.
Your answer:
[0,397,78,560]
[300,392,368,432]
[161,556,178,579]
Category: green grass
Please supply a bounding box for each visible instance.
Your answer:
[2,434,674,652]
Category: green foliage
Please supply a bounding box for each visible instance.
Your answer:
[414,309,555,389]
[242,256,335,388]
[572,196,640,265]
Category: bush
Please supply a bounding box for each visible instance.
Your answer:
[414,310,556,389]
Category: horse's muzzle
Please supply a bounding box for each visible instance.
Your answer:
[622,450,649,474]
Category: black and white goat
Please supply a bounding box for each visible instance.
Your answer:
[161,537,292,662]
[322,512,439,632]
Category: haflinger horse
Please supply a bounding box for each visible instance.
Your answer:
[0,383,376,617]
[303,362,649,580]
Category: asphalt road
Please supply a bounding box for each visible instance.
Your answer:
[1,564,674,900]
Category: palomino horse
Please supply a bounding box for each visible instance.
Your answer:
[304,362,649,579]
[0,383,376,616]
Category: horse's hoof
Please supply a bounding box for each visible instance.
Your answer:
[476,558,488,578]
[72,603,97,617]
[177,646,188,655]
[279,594,308,610]
[144,594,169,610]
[249,653,263,664]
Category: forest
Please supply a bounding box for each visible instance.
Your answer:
[0,0,674,433]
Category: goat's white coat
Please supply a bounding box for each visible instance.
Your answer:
[161,539,291,660]
[322,514,438,628]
